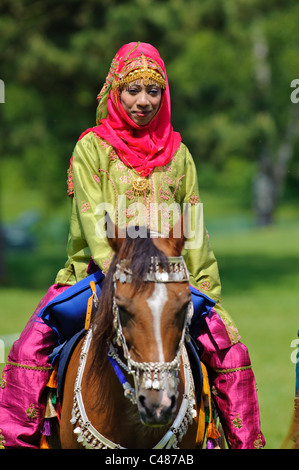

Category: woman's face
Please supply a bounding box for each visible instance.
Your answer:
[120,80,162,126]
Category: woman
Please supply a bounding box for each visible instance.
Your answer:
[0,42,265,449]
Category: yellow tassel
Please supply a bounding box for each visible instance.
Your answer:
[196,362,210,447]
[85,281,97,330]
[196,394,206,446]
[202,363,210,397]
[202,362,221,439]
[196,362,221,446]
[40,434,50,449]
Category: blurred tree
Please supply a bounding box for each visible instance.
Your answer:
[166,0,299,224]
[0,0,298,228]
[251,18,299,225]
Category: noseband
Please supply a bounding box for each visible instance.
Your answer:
[110,255,193,395]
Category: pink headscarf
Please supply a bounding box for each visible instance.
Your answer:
[80,42,181,177]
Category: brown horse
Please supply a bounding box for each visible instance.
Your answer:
[59,220,205,449]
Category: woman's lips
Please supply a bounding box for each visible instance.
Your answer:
[134,111,151,117]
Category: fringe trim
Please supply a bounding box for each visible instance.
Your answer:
[7,361,53,372]
[214,365,252,374]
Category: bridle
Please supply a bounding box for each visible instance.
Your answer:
[71,255,197,449]
[111,255,193,396]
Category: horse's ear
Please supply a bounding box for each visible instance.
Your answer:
[168,208,188,255]
[105,213,125,253]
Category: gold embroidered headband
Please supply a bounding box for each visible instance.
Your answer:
[113,54,166,90]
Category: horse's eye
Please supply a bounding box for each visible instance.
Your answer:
[179,303,189,314]
[176,303,189,322]
[118,306,133,325]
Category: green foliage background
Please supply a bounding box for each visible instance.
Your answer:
[1,0,299,210]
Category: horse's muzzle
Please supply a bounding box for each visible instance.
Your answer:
[137,388,177,426]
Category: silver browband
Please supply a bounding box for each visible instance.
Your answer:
[112,255,189,284]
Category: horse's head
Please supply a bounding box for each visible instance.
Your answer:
[106,215,192,427]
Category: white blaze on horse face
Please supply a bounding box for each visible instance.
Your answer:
[146,283,168,362]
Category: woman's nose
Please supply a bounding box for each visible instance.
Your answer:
[136,91,149,106]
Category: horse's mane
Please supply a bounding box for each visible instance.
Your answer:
[89,231,169,395]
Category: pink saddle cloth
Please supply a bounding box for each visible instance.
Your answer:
[0,284,69,448]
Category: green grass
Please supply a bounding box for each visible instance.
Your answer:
[0,242,67,376]
[0,206,298,448]
[209,220,299,449]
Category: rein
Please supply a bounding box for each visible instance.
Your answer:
[71,254,198,449]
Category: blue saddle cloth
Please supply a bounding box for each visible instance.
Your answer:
[38,270,105,344]
[39,271,215,347]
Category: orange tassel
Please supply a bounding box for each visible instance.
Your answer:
[46,368,58,389]
[207,420,221,440]
[40,434,50,449]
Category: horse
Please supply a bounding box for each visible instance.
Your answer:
[59,218,210,449]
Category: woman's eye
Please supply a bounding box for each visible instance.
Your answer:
[148,88,159,96]
[127,88,139,95]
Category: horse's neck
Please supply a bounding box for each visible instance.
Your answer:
[83,344,125,418]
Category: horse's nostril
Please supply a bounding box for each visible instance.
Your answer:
[170,395,176,410]
[139,394,146,410]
